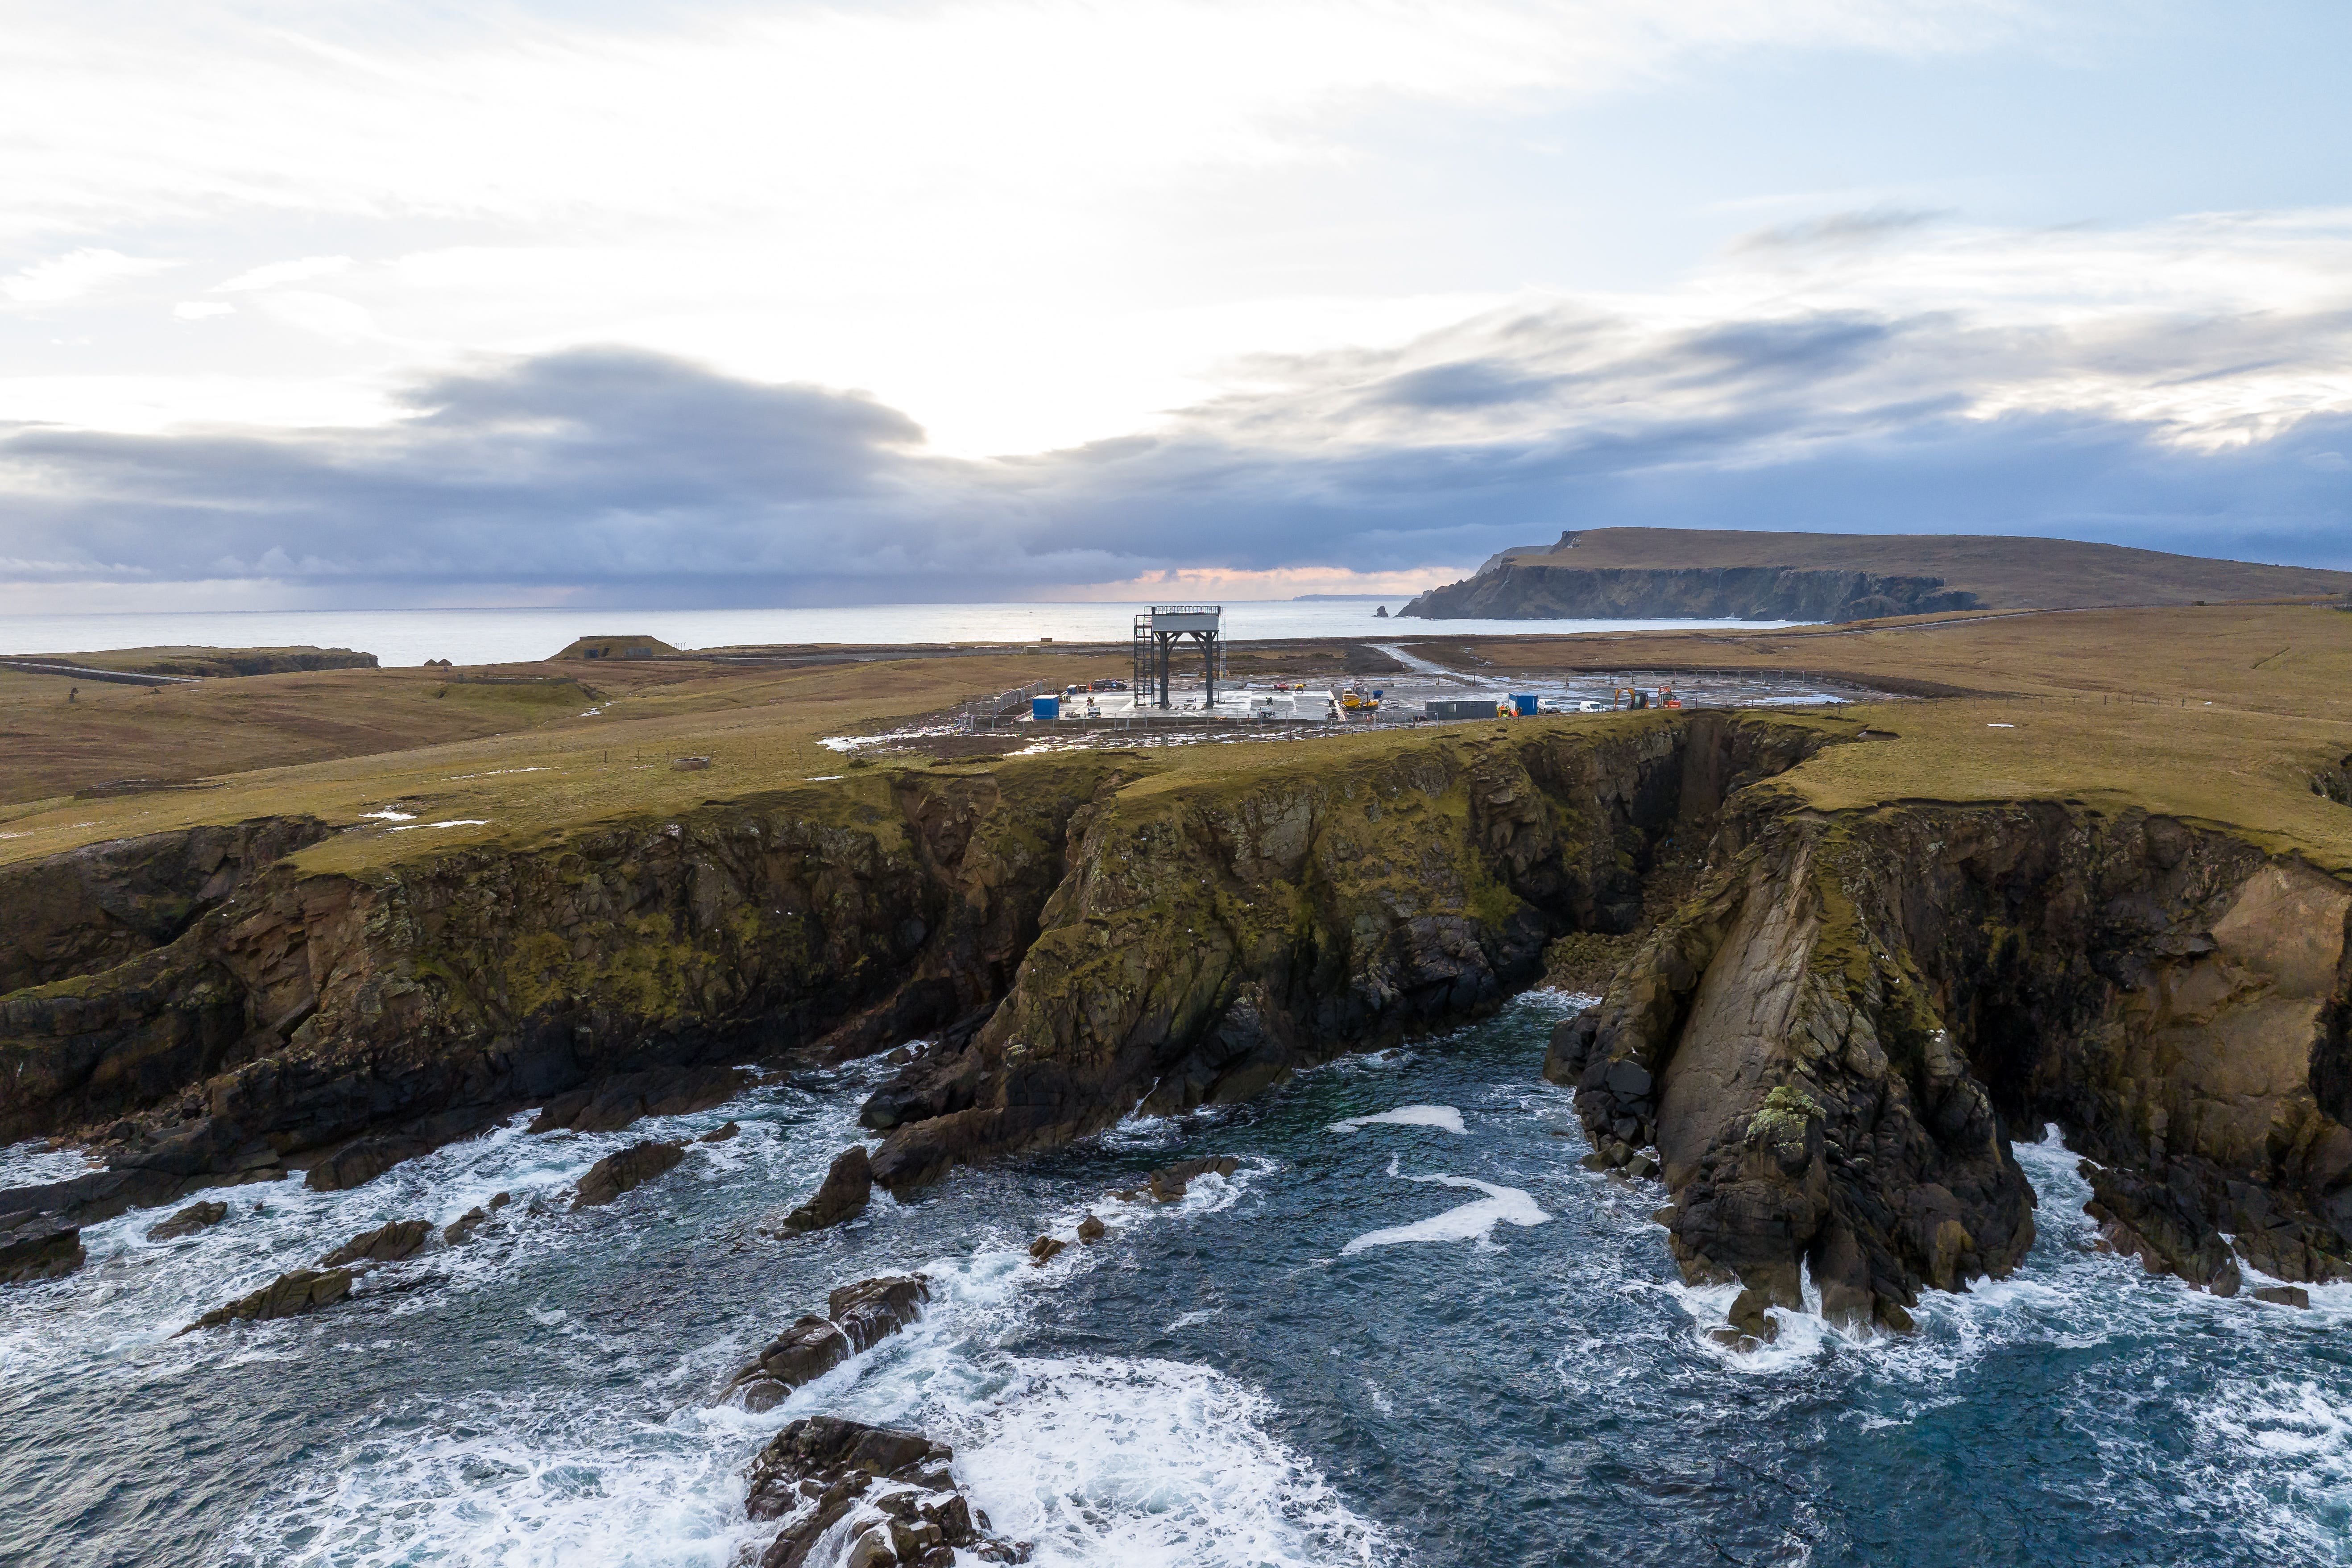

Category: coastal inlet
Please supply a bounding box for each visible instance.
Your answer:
[3,996,2346,1568]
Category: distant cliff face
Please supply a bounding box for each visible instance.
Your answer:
[1397,565,1980,623]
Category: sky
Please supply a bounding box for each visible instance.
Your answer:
[0,0,2347,611]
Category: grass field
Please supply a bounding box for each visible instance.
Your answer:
[1,604,2346,877]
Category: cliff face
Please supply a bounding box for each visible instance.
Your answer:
[0,762,1130,1220]
[0,817,332,997]
[1397,564,1979,623]
[1548,798,2352,1327]
[0,721,1821,1221]
[860,716,1825,1186]
[7,716,2348,1330]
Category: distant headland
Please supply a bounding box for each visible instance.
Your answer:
[1397,527,2352,622]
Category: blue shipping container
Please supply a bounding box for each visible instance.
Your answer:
[1511,693,1539,716]
[1032,695,1061,721]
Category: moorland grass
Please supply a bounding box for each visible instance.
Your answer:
[1,606,2346,877]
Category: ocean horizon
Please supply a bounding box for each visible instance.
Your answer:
[0,603,1797,668]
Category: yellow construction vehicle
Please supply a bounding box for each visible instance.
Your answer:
[1337,683,1383,712]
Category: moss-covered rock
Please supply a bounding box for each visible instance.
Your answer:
[1550,793,2352,1332]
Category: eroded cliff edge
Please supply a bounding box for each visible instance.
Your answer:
[0,719,1810,1225]
[1548,798,2352,1329]
[858,715,1819,1187]
[0,758,1135,1221]
[1396,564,1979,623]
[7,712,2348,1332]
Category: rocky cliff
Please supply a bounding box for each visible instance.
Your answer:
[7,714,2348,1332]
[1397,525,2352,621]
[1547,797,2352,1329]
[0,720,1816,1226]
[1397,564,1979,623]
[859,716,1824,1186]
[0,761,1130,1223]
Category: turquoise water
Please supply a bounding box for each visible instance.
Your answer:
[3,993,2345,1567]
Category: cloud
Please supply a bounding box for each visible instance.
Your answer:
[173,301,236,320]
[1734,207,1950,252]
[3,285,2348,611]
[217,255,353,292]
[3,248,175,304]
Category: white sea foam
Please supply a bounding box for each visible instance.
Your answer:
[944,1356,1387,1568]
[1327,1105,1465,1135]
[0,1080,841,1382]
[1340,1174,1549,1254]
[0,1137,97,1188]
[819,1270,1388,1568]
[1296,1047,1415,1077]
[207,1389,761,1568]
[1513,988,1600,1014]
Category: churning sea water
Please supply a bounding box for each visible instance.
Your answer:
[3,993,2345,1568]
[0,605,1792,669]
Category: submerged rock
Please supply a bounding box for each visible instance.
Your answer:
[306,1135,431,1194]
[722,1274,931,1413]
[2251,1284,2311,1309]
[743,1415,1030,1568]
[1077,1214,1106,1243]
[442,1208,490,1245]
[146,1199,228,1241]
[572,1140,686,1208]
[528,1066,750,1135]
[699,1121,741,1143]
[318,1218,431,1267]
[1027,1236,1065,1265]
[183,1266,353,1332]
[1145,1155,1240,1202]
[767,1145,872,1233]
[0,1213,85,1284]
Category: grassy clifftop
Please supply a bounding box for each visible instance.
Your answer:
[0,602,2344,883]
[1442,527,2352,610]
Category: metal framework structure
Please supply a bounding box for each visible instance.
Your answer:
[1132,605,1222,710]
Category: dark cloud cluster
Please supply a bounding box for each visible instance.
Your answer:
[3,306,2348,606]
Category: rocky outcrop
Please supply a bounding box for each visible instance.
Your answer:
[526,1065,749,1134]
[0,760,1130,1217]
[0,1212,84,1283]
[1549,797,2352,1329]
[318,1218,432,1267]
[1397,565,1978,623]
[4,721,1826,1219]
[183,1266,353,1331]
[572,1140,685,1208]
[1141,1155,1240,1201]
[443,1192,509,1244]
[863,717,1825,1189]
[0,816,331,996]
[721,1274,931,1412]
[0,1113,288,1230]
[769,1145,874,1233]
[743,1415,1028,1567]
[147,1199,228,1240]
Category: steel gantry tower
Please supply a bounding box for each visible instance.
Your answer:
[1131,605,1222,710]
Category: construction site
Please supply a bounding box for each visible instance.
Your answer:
[946,604,1880,750]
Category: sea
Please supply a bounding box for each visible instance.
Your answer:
[0,606,1792,669]
[4,993,2344,1568]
